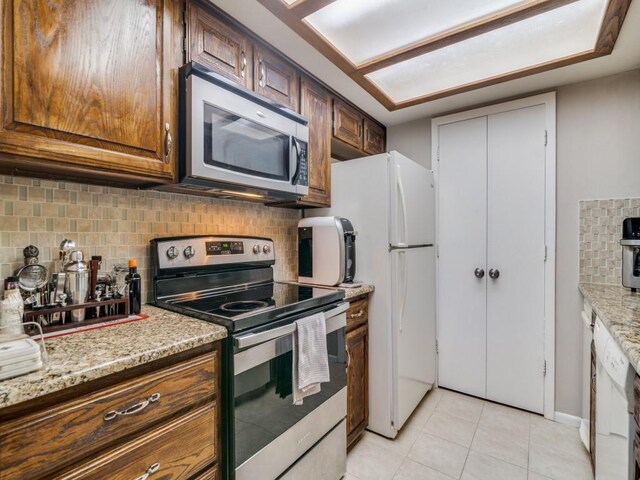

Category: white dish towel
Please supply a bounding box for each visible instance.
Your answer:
[293,312,330,405]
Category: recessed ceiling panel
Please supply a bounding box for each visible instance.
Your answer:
[365,0,607,103]
[305,0,530,65]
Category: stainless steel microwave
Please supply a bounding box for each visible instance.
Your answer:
[158,62,309,202]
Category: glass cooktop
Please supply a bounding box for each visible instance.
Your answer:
[168,282,343,332]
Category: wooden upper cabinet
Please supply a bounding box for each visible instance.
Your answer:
[364,118,386,155]
[254,44,299,111]
[0,0,181,184]
[333,99,364,150]
[299,77,331,207]
[187,1,253,89]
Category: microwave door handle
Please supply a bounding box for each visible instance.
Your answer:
[291,137,301,185]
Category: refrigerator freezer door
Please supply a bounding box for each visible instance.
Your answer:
[391,246,436,431]
[389,152,435,247]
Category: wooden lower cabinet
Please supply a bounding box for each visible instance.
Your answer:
[346,295,369,448]
[0,344,221,480]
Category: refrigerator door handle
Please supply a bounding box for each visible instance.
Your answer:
[398,250,408,332]
[396,164,409,247]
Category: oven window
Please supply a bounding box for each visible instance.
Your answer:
[234,327,346,469]
[204,103,290,181]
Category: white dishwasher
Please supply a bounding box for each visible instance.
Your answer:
[594,318,635,479]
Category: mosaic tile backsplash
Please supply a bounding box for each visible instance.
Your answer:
[579,198,640,285]
[0,175,301,301]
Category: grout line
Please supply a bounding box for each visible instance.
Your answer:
[458,401,484,479]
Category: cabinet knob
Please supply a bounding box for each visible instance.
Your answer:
[474,268,485,278]
[164,123,172,164]
[489,268,500,279]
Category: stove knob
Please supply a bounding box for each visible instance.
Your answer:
[252,244,261,254]
[183,246,195,259]
[263,244,272,254]
[166,246,179,260]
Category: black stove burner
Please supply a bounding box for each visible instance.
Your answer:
[220,300,269,313]
[164,281,344,332]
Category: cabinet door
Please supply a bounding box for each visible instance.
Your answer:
[485,104,546,414]
[363,118,386,155]
[187,2,252,89]
[347,324,368,445]
[299,76,331,206]
[0,0,179,183]
[437,116,488,399]
[254,44,299,111]
[333,99,364,150]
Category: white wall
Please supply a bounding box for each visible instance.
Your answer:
[387,118,432,168]
[387,69,640,416]
[555,69,640,415]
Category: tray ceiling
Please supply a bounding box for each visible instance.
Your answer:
[258,0,631,111]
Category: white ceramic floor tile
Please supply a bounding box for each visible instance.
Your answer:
[528,441,593,480]
[408,432,469,479]
[470,422,529,468]
[460,451,527,480]
[406,388,442,429]
[423,410,478,448]
[365,424,423,456]
[347,436,405,480]
[393,458,456,480]
[436,389,484,424]
[479,401,530,434]
[528,472,555,480]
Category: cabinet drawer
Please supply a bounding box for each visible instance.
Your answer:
[54,402,217,480]
[0,351,217,480]
[347,298,368,330]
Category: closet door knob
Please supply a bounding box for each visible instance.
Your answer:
[474,268,485,278]
[489,269,500,279]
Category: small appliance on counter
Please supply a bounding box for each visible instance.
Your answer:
[621,217,640,291]
[298,216,357,287]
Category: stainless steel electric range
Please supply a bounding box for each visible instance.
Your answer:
[150,235,348,480]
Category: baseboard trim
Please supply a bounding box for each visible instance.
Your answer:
[554,411,582,428]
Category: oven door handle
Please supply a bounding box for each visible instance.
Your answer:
[235,303,348,349]
[235,323,297,349]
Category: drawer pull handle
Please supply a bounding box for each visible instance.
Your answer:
[104,393,161,421]
[346,348,351,368]
[135,462,160,480]
[350,310,364,319]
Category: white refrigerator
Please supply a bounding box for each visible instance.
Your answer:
[318,151,436,438]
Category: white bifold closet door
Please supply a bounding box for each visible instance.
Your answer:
[437,105,547,414]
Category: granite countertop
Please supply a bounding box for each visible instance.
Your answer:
[284,281,374,301]
[0,305,227,410]
[579,283,640,372]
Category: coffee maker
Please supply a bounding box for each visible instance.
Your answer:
[620,217,640,292]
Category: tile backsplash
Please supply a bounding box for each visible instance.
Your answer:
[579,198,640,285]
[0,176,301,301]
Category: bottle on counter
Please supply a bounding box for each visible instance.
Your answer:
[126,259,142,315]
[1,276,25,336]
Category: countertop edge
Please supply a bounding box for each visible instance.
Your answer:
[579,282,640,374]
[0,306,227,410]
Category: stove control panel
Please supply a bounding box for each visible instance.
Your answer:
[155,236,275,270]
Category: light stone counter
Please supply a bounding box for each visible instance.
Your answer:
[579,283,640,373]
[284,281,374,301]
[0,305,227,409]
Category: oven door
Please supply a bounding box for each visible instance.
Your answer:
[187,71,308,197]
[233,304,347,480]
